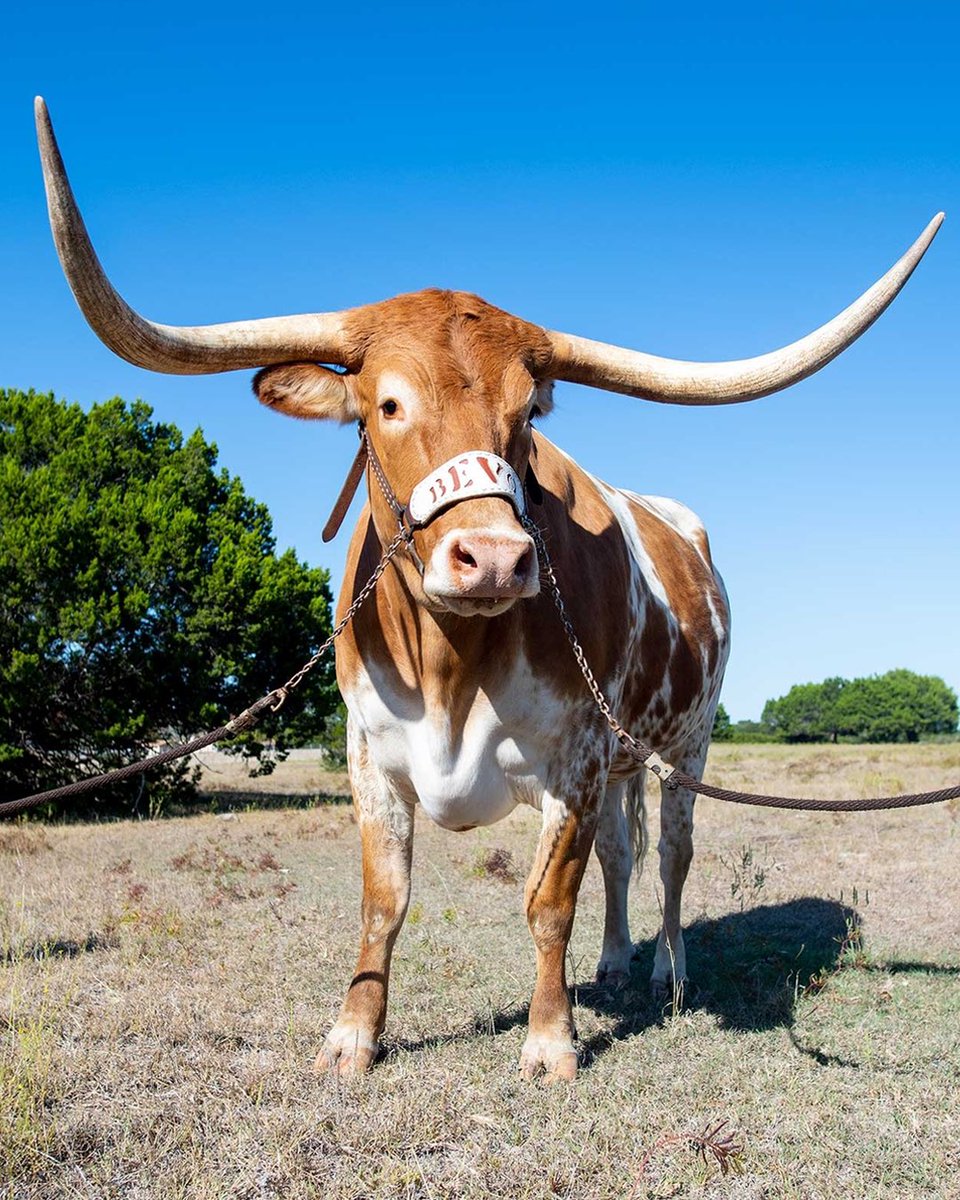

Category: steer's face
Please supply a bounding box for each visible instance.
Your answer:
[255,289,555,617]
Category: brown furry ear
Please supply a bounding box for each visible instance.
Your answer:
[533,379,555,416]
[253,364,359,422]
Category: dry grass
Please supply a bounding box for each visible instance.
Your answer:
[2,743,959,1198]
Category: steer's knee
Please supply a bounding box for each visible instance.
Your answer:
[360,890,408,947]
[526,895,575,952]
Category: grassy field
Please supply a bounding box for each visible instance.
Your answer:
[2,743,959,1199]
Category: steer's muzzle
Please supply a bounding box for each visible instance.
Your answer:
[423,526,540,617]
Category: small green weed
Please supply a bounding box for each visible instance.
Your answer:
[720,843,768,911]
[801,888,871,996]
[471,847,518,884]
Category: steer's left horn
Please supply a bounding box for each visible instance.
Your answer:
[545,213,944,405]
[35,97,354,374]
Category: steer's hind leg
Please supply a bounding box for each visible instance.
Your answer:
[651,735,708,1003]
[316,735,413,1076]
[594,781,637,985]
[521,792,598,1083]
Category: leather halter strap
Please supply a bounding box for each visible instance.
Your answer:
[321,423,543,551]
[322,436,370,543]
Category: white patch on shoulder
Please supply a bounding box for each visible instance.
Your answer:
[549,447,672,612]
[703,575,730,644]
[621,490,729,643]
[624,493,705,549]
[592,480,671,609]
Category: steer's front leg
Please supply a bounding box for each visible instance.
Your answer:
[316,737,413,1076]
[521,791,598,1083]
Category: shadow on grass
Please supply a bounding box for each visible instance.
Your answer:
[574,897,856,1065]
[16,788,353,825]
[167,790,353,817]
[394,897,960,1069]
[385,897,863,1063]
[1,931,117,965]
[385,1003,532,1058]
[866,960,960,976]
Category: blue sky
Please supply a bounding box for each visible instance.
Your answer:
[1,1,957,720]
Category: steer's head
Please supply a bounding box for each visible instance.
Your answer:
[253,291,554,616]
[34,93,943,611]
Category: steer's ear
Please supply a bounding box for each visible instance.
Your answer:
[253,364,359,422]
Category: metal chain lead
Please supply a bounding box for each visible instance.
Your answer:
[364,428,406,522]
[522,517,677,785]
[5,486,959,821]
[522,515,960,813]
[271,529,410,708]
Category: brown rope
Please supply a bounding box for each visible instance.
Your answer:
[657,770,960,813]
[3,473,956,822]
[0,693,279,819]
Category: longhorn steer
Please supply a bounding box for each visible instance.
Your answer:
[35,98,942,1081]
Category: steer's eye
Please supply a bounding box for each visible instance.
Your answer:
[381,399,399,418]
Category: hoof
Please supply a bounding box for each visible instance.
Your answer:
[595,962,631,990]
[595,969,633,988]
[651,977,687,1009]
[314,1024,379,1076]
[519,1033,579,1083]
[596,946,634,988]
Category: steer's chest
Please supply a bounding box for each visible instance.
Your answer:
[344,654,567,830]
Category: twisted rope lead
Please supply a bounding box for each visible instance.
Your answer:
[652,771,960,813]
[0,693,279,819]
[3,503,957,821]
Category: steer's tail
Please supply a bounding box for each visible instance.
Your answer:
[625,773,649,874]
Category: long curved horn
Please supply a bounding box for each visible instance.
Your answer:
[35,97,353,375]
[545,213,944,405]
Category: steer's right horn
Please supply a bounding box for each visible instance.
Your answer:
[35,97,354,374]
[545,212,944,405]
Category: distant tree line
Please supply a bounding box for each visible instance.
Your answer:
[713,670,959,744]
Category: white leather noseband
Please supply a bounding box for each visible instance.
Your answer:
[407,451,526,527]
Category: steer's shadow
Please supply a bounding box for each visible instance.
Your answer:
[387,896,860,1063]
[573,896,857,1066]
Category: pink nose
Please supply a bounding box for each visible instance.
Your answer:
[445,532,538,597]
